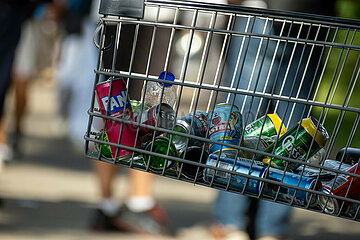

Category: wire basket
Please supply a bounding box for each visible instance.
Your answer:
[85,0,360,221]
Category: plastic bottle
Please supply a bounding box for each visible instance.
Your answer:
[143,71,177,107]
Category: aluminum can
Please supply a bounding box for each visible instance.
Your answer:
[203,153,267,195]
[208,103,243,155]
[319,163,360,214]
[336,147,360,166]
[323,159,352,173]
[95,79,136,160]
[294,159,351,179]
[243,136,273,159]
[177,146,209,180]
[244,113,286,138]
[263,167,322,207]
[172,111,208,151]
[134,103,175,139]
[294,166,332,179]
[262,116,329,171]
[143,136,177,172]
[307,148,326,165]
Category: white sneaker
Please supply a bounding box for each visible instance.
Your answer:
[0,144,13,162]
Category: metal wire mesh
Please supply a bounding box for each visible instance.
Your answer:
[85,0,360,221]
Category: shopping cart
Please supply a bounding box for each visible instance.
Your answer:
[85,0,360,222]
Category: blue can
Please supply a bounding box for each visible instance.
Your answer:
[208,103,243,155]
[263,167,322,207]
[203,153,267,195]
[178,110,208,137]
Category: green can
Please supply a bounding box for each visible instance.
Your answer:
[243,136,273,159]
[244,113,286,137]
[95,131,113,159]
[143,136,178,172]
[262,116,329,171]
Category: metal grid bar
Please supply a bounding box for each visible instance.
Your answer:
[86,0,360,222]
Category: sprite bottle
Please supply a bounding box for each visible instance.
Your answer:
[143,136,177,172]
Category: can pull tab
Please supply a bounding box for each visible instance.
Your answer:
[99,0,145,19]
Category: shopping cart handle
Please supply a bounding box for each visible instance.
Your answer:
[99,0,145,19]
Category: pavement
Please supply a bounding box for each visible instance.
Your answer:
[0,76,360,240]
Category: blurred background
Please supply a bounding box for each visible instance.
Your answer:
[0,0,360,239]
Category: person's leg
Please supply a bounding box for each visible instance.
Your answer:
[0,5,25,162]
[93,160,120,214]
[12,19,38,140]
[94,160,118,199]
[211,191,252,240]
[14,80,29,135]
[211,14,289,240]
[118,25,171,232]
[91,22,171,234]
[255,200,292,240]
[127,169,154,203]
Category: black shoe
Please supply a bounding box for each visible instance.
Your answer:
[90,208,140,232]
[90,204,170,235]
[117,204,170,235]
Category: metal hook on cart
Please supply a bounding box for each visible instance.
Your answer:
[93,20,114,51]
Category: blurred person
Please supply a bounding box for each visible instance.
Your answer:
[56,0,171,234]
[0,0,54,164]
[90,6,177,234]
[11,2,62,153]
[0,3,23,164]
[211,1,336,240]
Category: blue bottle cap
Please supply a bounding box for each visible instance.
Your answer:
[158,71,175,87]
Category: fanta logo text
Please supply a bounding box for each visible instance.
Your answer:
[101,91,130,114]
[282,135,302,159]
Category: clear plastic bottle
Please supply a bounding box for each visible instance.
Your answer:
[143,71,177,107]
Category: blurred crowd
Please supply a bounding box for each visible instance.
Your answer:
[0,0,359,240]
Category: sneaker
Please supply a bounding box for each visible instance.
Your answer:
[117,204,170,235]
[90,204,169,235]
[90,209,134,232]
[0,144,13,162]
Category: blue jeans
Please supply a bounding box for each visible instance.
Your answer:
[220,16,321,128]
[213,15,324,238]
[214,191,291,237]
